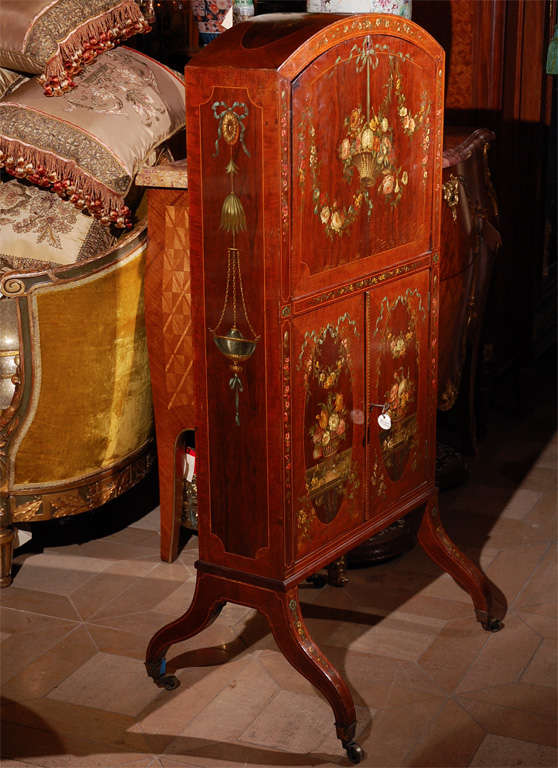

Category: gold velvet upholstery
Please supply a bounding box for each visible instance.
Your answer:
[0,222,155,586]
[12,244,153,487]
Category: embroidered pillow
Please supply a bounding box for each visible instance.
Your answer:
[0,67,28,100]
[0,47,185,229]
[0,0,150,96]
[0,179,116,271]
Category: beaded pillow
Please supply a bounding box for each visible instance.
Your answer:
[0,179,115,271]
[0,47,185,229]
[0,0,150,96]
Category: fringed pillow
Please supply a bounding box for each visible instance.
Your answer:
[0,67,28,100]
[0,179,116,271]
[0,0,150,96]
[0,47,185,229]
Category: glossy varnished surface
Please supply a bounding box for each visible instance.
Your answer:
[143,168,193,562]
[146,15,506,758]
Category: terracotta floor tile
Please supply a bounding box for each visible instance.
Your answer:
[458,697,557,747]
[459,682,557,718]
[469,733,558,767]
[0,612,79,684]
[149,579,197,618]
[70,572,143,621]
[84,609,182,639]
[2,721,154,767]
[131,507,161,532]
[520,638,557,688]
[418,616,489,693]
[0,587,79,620]
[46,652,162,717]
[134,655,251,741]
[171,657,278,743]
[257,649,322,698]
[500,488,543,519]
[86,576,185,623]
[357,696,446,767]
[456,613,542,693]
[2,696,152,753]
[2,625,97,701]
[404,698,485,767]
[239,689,334,752]
[516,548,557,618]
[86,622,154,661]
[165,738,333,768]
[11,551,112,595]
[484,543,550,607]
[306,613,441,663]
[516,611,557,639]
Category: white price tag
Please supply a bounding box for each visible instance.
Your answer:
[378,412,391,431]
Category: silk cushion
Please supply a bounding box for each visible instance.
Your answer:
[0,0,150,96]
[0,67,28,99]
[0,179,115,270]
[0,47,185,229]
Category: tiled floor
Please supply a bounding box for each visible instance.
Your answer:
[2,371,556,767]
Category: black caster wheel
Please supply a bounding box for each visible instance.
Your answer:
[482,617,504,633]
[155,674,180,690]
[146,658,181,690]
[344,741,364,764]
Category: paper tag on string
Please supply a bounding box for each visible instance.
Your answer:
[378,412,391,431]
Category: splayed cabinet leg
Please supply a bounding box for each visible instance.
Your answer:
[418,495,506,631]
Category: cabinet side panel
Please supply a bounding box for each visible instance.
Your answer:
[199,87,268,559]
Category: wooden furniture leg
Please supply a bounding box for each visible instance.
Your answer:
[145,571,226,689]
[145,568,363,762]
[0,525,15,587]
[138,161,193,563]
[268,588,361,761]
[418,494,507,631]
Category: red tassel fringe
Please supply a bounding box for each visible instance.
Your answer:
[39,1,151,97]
[0,143,132,229]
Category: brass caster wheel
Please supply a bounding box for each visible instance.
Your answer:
[146,658,180,690]
[344,740,364,764]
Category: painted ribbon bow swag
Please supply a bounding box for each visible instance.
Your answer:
[210,102,259,426]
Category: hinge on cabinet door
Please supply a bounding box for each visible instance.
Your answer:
[427,291,431,311]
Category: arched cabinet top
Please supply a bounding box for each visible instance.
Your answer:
[187,13,444,79]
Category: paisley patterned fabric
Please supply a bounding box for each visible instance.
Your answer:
[0,179,115,270]
[0,0,150,96]
[0,47,185,228]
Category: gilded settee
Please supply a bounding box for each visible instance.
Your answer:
[0,223,154,586]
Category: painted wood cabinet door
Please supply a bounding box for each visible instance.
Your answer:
[291,295,366,563]
[367,269,433,516]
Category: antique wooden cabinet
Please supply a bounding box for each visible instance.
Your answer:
[146,14,505,761]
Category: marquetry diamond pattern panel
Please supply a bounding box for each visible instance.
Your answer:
[162,204,193,410]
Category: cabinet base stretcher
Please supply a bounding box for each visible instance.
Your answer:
[146,496,506,763]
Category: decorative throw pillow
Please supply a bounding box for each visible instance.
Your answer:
[0,0,150,96]
[0,67,28,100]
[0,179,116,271]
[0,47,185,229]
